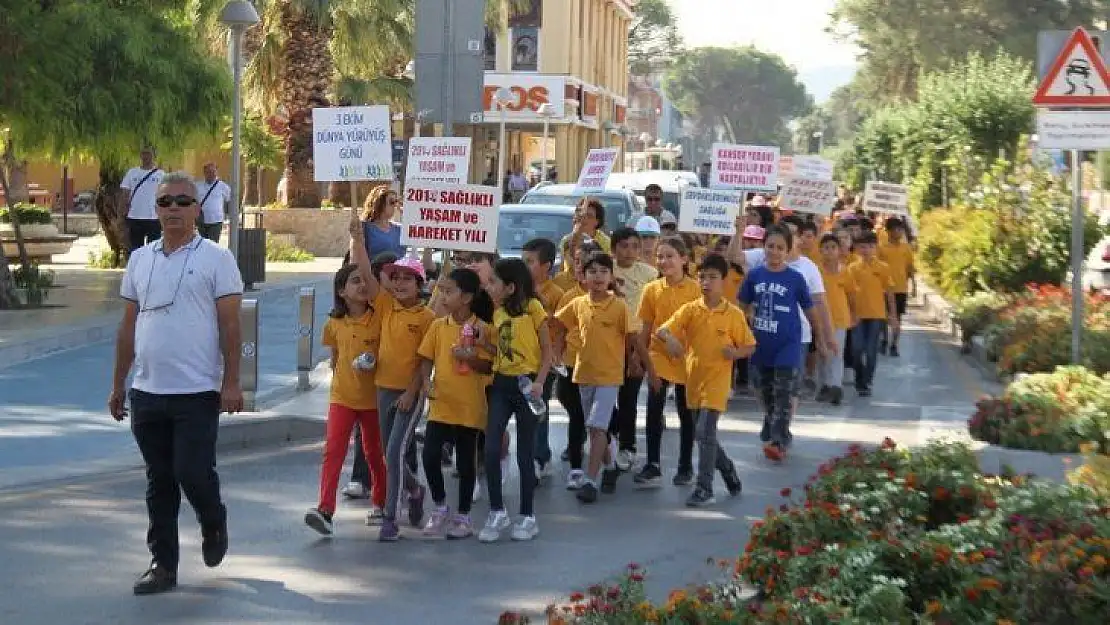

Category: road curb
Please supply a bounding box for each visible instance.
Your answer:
[0,276,333,370]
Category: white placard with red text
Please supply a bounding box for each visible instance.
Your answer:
[574,148,620,194]
[405,137,472,185]
[399,183,500,253]
[780,177,838,215]
[709,143,780,191]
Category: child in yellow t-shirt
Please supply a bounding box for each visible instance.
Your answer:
[844,232,897,397]
[798,220,821,265]
[552,239,600,474]
[657,254,755,507]
[878,217,915,356]
[633,236,702,488]
[416,267,495,540]
[554,252,647,502]
[815,233,856,406]
[478,258,552,544]
[304,263,388,537]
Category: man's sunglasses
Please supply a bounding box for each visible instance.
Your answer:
[156,194,197,208]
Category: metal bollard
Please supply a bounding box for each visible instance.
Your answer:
[296,286,316,391]
[240,298,259,412]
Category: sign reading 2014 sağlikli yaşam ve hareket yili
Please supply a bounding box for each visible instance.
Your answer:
[400,183,500,253]
[678,188,744,235]
[709,143,780,191]
[862,181,910,214]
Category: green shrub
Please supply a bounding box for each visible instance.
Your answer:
[0,203,54,225]
[265,234,314,263]
[917,206,997,299]
[952,291,1010,341]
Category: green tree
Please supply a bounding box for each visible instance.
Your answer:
[628,0,682,75]
[0,0,229,305]
[663,46,811,147]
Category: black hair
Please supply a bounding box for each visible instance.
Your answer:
[330,264,360,318]
[857,231,879,245]
[521,237,557,268]
[610,226,640,247]
[447,267,494,323]
[371,251,398,279]
[582,251,615,274]
[884,216,907,232]
[698,253,729,277]
[714,235,731,249]
[780,214,806,231]
[860,217,875,231]
[579,197,606,230]
[764,224,794,250]
[644,183,663,194]
[493,257,536,317]
[576,239,603,262]
[819,232,841,248]
[799,221,819,235]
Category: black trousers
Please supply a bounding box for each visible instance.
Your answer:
[556,367,587,470]
[422,421,479,514]
[645,382,694,469]
[126,218,162,252]
[130,390,226,572]
[608,374,644,453]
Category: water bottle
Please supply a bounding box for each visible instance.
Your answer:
[456,322,476,374]
[553,363,569,377]
[518,375,547,416]
[352,352,376,372]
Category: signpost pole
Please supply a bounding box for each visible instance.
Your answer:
[1071,149,1084,364]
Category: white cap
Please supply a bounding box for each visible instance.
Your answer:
[634,215,661,236]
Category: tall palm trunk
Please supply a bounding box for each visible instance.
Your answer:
[279,0,333,208]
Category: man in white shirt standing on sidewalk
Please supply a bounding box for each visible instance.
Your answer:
[196,162,231,243]
[108,171,245,595]
[120,147,165,252]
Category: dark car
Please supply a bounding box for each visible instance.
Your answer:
[497,204,576,270]
[519,184,638,228]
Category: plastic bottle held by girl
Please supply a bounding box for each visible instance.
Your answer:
[456,322,476,374]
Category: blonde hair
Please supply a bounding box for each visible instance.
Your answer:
[362,185,396,222]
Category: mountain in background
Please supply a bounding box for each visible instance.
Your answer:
[799,65,857,103]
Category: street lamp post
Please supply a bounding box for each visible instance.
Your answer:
[219,0,260,261]
[812,131,824,154]
[538,103,556,183]
[494,88,512,199]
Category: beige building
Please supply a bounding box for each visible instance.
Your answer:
[464,0,633,183]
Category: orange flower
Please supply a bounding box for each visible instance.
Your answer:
[926,600,942,615]
[965,587,981,602]
[977,577,1003,591]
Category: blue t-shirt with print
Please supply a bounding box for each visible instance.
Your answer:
[739,265,813,368]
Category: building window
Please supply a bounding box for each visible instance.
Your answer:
[511,27,539,72]
[484,27,497,71]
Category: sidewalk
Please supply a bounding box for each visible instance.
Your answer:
[0,309,989,624]
[0,235,343,367]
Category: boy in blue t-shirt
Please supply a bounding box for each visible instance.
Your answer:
[739,225,823,460]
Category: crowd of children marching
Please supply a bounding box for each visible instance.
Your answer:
[302,186,916,544]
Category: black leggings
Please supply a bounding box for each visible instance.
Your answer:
[422,421,479,515]
[556,367,587,470]
[646,381,694,469]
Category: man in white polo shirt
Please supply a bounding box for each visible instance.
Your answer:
[196,162,230,243]
[108,171,245,595]
[120,147,165,252]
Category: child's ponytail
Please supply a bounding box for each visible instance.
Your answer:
[450,267,494,323]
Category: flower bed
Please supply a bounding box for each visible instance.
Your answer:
[968,366,1110,454]
[502,439,1110,624]
[955,285,1110,375]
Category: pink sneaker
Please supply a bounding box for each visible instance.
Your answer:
[445,513,474,540]
[422,505,450,536]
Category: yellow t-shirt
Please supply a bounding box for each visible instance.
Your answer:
[846,258,893,320]
[803,247,822,266]
[878,240,914,294]
[417,315,491,430]
[535,279,565,314]
[492,298,548,376]
[555,293,634,387]
[322,310,383,411]
[661,298,756,413]
[723,266,744,303]
[638,276,701,383]
[375,291,436,390]
[819,264,856,330]
[555,285,586,366]
[614,261,658,333]
[551,270,578,293]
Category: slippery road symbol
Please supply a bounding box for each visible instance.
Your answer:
[1065,58,1096,95]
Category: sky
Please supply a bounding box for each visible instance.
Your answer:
[665,0,861,102]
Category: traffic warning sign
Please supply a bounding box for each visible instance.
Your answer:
[1033,27,1110,107]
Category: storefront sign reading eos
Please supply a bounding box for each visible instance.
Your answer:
[400,183,500,253]
[482,74,567,121]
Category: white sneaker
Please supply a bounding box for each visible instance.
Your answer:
[478,509,512,543]
[510,515,539,541]
[566,469,586,490]
[341,482,369,499]
[615,449,634,472]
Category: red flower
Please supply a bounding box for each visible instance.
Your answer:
[627,562,642,571]
[629,573,644,583]
[881,437,896,449]
[569,592,584,603]
[780,487,792,497]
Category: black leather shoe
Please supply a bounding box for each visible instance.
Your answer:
[202,523,228,568]
[133,564,177,595]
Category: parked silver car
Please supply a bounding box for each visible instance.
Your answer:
[519,184,637,228]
